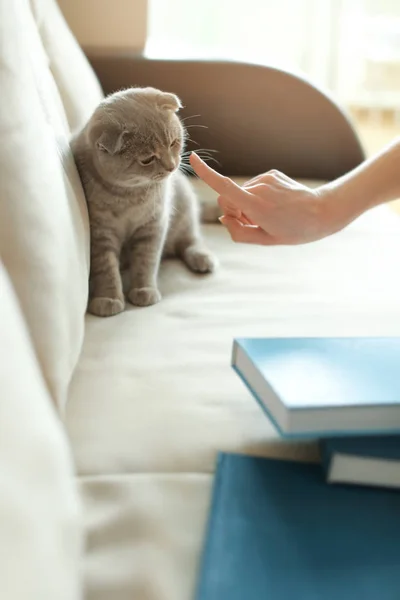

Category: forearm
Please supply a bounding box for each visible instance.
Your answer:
[320,137,400,227]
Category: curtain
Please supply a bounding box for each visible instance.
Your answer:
[146,0,400,111]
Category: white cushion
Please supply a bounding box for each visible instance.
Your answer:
[66,191,400,477]
[0,0,91,412]
[79,473,212,600]
[0,262,83,600]
[67,190,400,599]
[30,0,104,133]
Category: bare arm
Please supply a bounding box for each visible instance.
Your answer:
[321,137,400,230]
[189,138,400,246]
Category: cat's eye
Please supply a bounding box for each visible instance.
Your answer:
[139,156,156,166]
[170,139,179,148]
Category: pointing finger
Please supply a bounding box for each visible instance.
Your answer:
[189,153,253,205]
[217,195,241,219]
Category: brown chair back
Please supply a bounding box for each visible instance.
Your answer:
[87,54,366,180]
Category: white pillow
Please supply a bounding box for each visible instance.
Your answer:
[0,0,90,412]
[0,261,83,600]
[30,0,104,133]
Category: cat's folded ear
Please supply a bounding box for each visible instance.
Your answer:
[156,92,182,113]
[134,86,182,112]
[96,128,128,155]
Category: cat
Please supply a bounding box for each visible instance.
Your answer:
[71,86,217,317]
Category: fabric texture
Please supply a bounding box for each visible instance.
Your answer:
[0,0,92,412]
[0,262,83,600]
[68,195,400,600]
[2,1,400,599]
[66,195,400,477]
[30,0,104,133]
[79,473,212,600]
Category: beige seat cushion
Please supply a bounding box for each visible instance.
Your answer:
[79,473,212,600]
[66,191,400,476]
[68,189,400,600]
[0,262,83,600]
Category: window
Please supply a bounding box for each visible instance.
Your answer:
[147,0,400,114]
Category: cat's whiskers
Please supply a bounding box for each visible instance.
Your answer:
[183,134,200,147]
[181,147,221,168]
[181,114,202,122]
[181,148,218,156]
[184,124,209,132]
[169,203,180,217]
[179,164,195,175]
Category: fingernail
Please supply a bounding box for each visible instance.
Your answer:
[218,216,226,224]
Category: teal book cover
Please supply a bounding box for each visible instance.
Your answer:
[195,453,400,600]
[232,337,400,437]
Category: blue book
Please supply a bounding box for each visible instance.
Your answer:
[195,453,400,600]
[232,337,400,438]
[321,435,400,489]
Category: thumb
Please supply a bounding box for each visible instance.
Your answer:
[219,217,277,245]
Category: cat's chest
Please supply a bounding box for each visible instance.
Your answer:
[123,202,156,230]
[113,184,170,238]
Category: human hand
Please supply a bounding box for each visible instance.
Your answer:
[190,153,343,246]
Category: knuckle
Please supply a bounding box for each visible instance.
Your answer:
[254,183,269,193]
[267,169,280,178]
[220,176,232,191]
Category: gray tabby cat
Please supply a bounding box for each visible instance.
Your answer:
[71,86,217,317]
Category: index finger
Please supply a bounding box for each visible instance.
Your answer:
[189,153,252,203]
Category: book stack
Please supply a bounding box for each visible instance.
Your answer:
[232,336,400,490]
[195,337,400,599]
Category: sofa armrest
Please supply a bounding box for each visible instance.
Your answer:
[86,51,365,180]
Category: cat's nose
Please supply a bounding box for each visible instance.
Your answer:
[161,159,176,173]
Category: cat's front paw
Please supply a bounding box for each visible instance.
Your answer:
[88,297,125,317]
[184,246,218,274]
[128,287,162,307]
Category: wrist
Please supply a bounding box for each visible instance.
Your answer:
[315,182,366,234]
[317,138,400,230]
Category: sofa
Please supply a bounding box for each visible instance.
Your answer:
[2,1,400,599]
